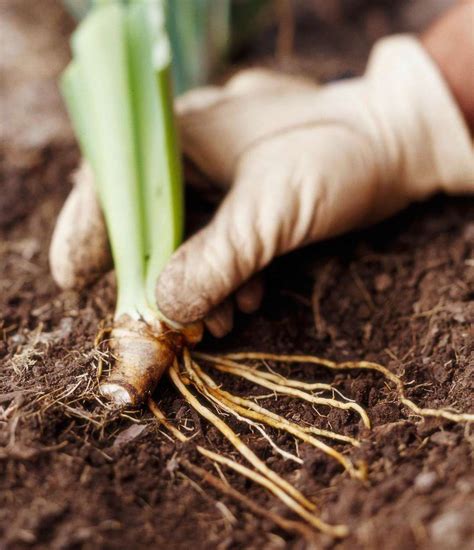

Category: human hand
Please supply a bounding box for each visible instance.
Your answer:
[50,36,474,336]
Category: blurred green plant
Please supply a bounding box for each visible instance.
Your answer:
[166,0,230,93]
[62,0,269,93]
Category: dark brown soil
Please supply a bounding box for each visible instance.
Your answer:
[1,1,472,549]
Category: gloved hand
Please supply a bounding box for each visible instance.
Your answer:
[50,36,474,337]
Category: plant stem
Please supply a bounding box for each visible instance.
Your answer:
[71,3,148,318]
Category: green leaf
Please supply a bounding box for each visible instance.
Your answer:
[127,0,183,308]
[71,2,148,317]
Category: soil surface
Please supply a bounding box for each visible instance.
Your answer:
[1,1,472,549]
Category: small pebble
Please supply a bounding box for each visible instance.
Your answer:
[374,273,392,292]
[430,510,466,549]
[414,471,437,494]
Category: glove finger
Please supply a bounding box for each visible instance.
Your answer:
[225,68,317,95]
[204,299,234,338]
[235,274,264,314]
[175,69,315,120]
[177,70,318,189]
[175,85,223,116]
[49,161,112,290]
[177,84,322,186]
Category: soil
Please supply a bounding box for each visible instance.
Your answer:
[1,1,472,550]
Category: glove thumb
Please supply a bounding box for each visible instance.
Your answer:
[49,161,112,290]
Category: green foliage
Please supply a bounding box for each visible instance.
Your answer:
[61,0,182,320]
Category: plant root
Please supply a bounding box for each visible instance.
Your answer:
[179,459,316,540]
[187,358,365,480]
[121,343,472,537]
[148,398,348,538]
[169,356,317,512]
[339,360,474,423]
[194,353,370,428]
[221,353,474,424]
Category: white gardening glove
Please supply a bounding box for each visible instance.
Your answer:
[50,36,474,336]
